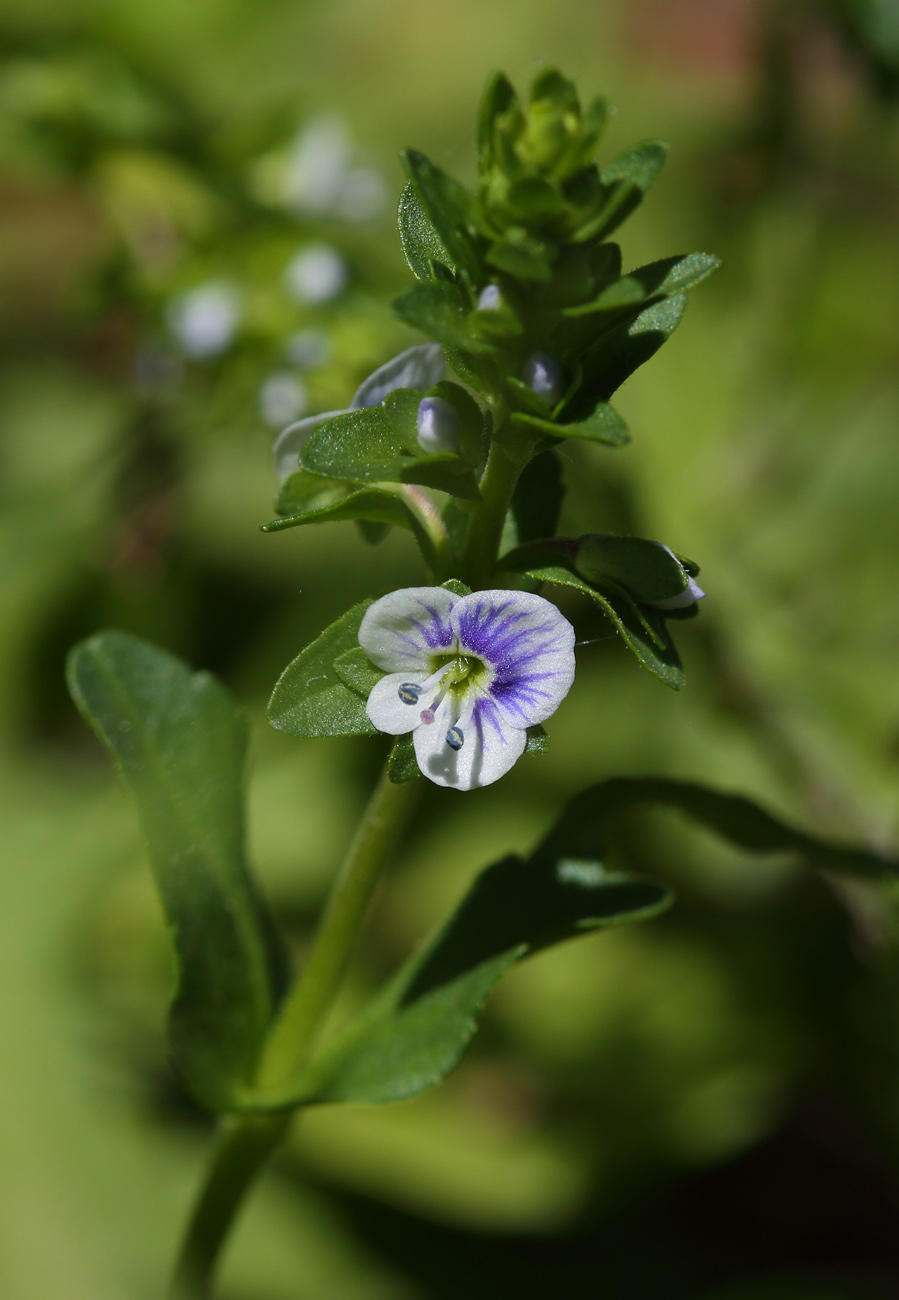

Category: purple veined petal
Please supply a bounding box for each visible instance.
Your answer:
[350,343,446,410]
[413,689,528,790]
[358,586,458,672]
[272,409,347,481]
[451,590,576,729]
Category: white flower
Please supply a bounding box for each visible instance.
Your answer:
[167,282,241,358]
[272,342,446,481]
[259,372,308,429]
[359,586,576,790]
[285,243,349,305]
[648,544,705,610]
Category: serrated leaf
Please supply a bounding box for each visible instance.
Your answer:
[388,733,420,784]
[401,150,483,279]
[510,561,684,690]
[66,631,282,1112]
[257,855,670,1107]
[536,778,899,885]
[398,182,457,280]
[268,601,377,738]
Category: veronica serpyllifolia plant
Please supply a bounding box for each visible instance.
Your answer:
[65,69,899,1299]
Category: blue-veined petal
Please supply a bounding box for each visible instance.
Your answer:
[413,690,528,790]
[358,586,458,671]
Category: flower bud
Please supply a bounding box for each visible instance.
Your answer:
[647,544,704,609]
[521,351,564,407]
[477,283,502,311]
[416,397,461,455]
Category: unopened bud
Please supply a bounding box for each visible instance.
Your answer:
[477,283,502,311]
[521,351,564,407]
[649,544,705,609]
[416,397,461,455]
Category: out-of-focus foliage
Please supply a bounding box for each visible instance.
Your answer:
[3,1,899,1297]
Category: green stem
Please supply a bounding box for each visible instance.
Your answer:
[169,1113,289,1299]
[169,763,419,1296]
[460,434,532,589]
[254,763,420,1094]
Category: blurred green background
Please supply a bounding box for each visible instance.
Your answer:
[2,0,899,1296]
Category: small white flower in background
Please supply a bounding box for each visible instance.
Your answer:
[477,283,502,310]
[272,342,446,481]
[522,351,565,406]
[648,544,705,610]
[285,244,349,305]
[282,116,386,222]
[284,328,330,368]
[416,396,460,455]
[359,586,576,790]
[259,372,309,429]
[167,282,241,358]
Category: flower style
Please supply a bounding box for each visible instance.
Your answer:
[272,342,446,481]
[359,586,576,790]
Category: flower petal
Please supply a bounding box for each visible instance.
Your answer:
[272,410,347,481]
[350,343,446,410]
[359,587,458,672]
[413,691,527,790]
[365,671,432,735]
[452,590,576,728]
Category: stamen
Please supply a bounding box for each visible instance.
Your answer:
[398,682,423,705]
[446,726,464,751]
[420,708,436,724]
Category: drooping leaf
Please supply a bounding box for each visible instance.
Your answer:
[535,777,899,885]
[268,601,377,738]
[66,631,282,1112]
[507,560,684,690]
[256,856,671,1107]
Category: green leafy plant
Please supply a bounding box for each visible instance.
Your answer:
[66,69,899,1298]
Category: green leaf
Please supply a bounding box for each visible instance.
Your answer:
[66,631,282,1112]
[486,227,554,281]
[573,139,668,243]
[300,406,407,483]
[574,294,687,408]
[388,734,420,784]
[333,645,383,697]
[264,484,411,532]
[393,281,491,354]
[536,777,899,885]
[512,402,630,447]
[564,252,719,318]
[575,534,689,602]
[524,723,549,755]
[272,470,350,517]
[510,561,684,690]
[401,150,483,279]
[259,855,670,1107]
[398,181,457,280]
[505,449,566,549]
[400,452,482,502]
[440,578,473,597]
[478,71,518,173]
[268,601,378,738]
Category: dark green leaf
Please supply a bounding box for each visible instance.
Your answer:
[268,601,377,738]
[401,149,483,279]
[440,578,472,597]
[573,139,668,243]
[564,252,719,318]
[398,181,457,280]
[260,855,670,1106]
[536,778,899,885]
[512,402,630,447]
[511,561,684,689]
[478,71,518,173]
[575,534,689,602]
[66,631,281,1112]
[272,470,349,517]
[400,453,482,501]
[393,281,490,353]
[388,734,420,784]
[333,645,383,698]
[575,294,687,408]
[524,723,549,755]
[505,449,566,549]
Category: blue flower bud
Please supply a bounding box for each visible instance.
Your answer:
[521,351,564,406]
[477,284,502,310]
[416,396,461,455]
